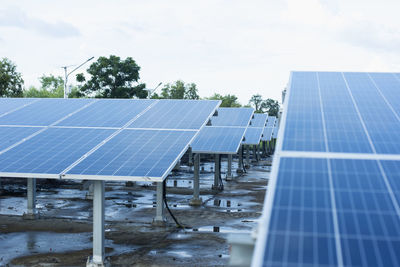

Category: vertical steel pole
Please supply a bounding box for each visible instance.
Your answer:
[92,180,105,265]
[27,178,37,216]
[226,154,233,180]
[213,154,221,189]
[153,182,165,224]
[246,145,250,167]
[190,153,202,206]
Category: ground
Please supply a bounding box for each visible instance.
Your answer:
[0,158,270,266]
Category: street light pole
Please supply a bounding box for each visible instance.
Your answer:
[147,82,162,99]
[62,56,94,99]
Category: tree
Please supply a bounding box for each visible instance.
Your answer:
[157,80,199,99]
[249,94,263,113]
[0,58,24,97]
[23,74,64,98]
[207,93,242,107]
[77,55,147,98]
[261,98,280,116]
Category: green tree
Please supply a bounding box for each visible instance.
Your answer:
[207,93,241,107]
[249,94,263,113]
[0,58,24,97]
[158,80,199,99]
[77,55,147,98]
[24,74,64,98]
[261,98,280,116]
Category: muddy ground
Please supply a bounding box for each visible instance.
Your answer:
[0,157,270,266]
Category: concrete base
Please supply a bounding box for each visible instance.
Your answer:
[86,256,110,267]
[189,197,203,206]
[22,212,39,220]
[152,218,167,227]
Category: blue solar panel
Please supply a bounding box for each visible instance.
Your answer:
[243,127,263,145]
[191,126,246,154]
[250,113,268,127]
[56,99,155,127]
[252,71,400,267]
[272,125,279,139]
[0,98,94,126]
[0,98,37,116]
[0,126,43,152]
[266,116,277,128]
[0,127,114,176]
[210,107,254,127]
[261,127,274,142]
[65,129,196,179]
[128,100,219,129]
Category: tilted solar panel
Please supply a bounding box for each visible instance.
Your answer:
[128,100,220,129]
[210,107,254,127]
[0,98,38,117]
[0,126,43,152]
[243,127,264,145]
[252,71,400,267]
[56,99,155,127]
[266,116,276,128]
[191,126,246,154]
[261,127,274,142]
[250,113,268,127]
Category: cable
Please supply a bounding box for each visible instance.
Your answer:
[162,180,185,229]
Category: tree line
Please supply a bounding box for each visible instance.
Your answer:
[0,56,279,116]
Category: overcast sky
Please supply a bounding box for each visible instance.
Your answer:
[1,0,399,104]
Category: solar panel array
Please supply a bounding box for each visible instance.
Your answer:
[191,107,254,154]
[0,98,220,181]
[261,116,277,141]
[252,71,400,267]
[243,113,268,145]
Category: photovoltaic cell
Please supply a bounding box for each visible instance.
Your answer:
[252,71,400,267]
[191,126,246,154]
[128,100,219,129]
[250,113,268,127]
[56,99,155,127]
[0,98,37,116]
[0,126,43,151]
[243,127,263,145]
[0,98,94,126]
[261,127,274,142]
[65,129,196,179]
[0,127,115,176]
[266,116,277,128]
[210,107,254,127]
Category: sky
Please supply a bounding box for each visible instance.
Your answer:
[1,0,400,105]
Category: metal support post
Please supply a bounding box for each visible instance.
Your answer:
[212,154,222,190]
[153,182,166,226]
[237,145,243,173]
[188,147,193,166]
[87,180,108,267]
[252,145,257,162]
[245,145,250,168]
[189,153,202,206]
[23,178,38,219]
[262,141,266,157]
[226,154,233,181]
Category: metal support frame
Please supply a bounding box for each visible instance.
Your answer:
[262,141,266,157]
[189,153,202,206]
[87,180,108,267]
[153,182,166,226]
[256,145,260,161]
[237,145,243,173]
[23,178,38,219]
[226,154,233,181]
[252,145,258,162]
[212,154,222,190]
[245,145,250,168]
[188,147,193,166]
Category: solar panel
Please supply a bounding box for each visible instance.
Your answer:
[252,71,400,267]
[0,126,43,151]
[64,129,197,180]
[0,98,220,181]
[56,99,155,127]
[0,98,38,117]
[0,98,94,126]
[128,100,220,129]
[250,113,268,127]
[0,127,115,178]
[261,127,274,142]
[243,127,264,145]
[191,126,246,154]
[266,116,276,128]
[210,107,254,127]
[272,125,278,139]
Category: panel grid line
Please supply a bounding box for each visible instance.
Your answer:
[316,72,344,267]
[0,99,40,119]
